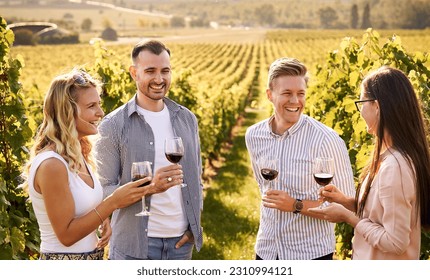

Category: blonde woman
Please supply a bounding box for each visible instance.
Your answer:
[24,69,170,259]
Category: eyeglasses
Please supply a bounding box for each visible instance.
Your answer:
[354,99,376,112]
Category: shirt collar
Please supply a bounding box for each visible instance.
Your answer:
[126,94,182,118]
[266,114,307,137]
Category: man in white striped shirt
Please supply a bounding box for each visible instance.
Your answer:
[245,57,355,260]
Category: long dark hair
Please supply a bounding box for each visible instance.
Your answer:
[356,66,430,228]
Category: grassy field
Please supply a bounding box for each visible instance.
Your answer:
[196,111,263,259]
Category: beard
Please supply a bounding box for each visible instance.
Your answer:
[138,83,169,101]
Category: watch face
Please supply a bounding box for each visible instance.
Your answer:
[295,199,303,211]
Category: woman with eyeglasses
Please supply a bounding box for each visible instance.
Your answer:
[21,69,154,259]
[310,66,430,259]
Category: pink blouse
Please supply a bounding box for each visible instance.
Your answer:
[353,149,420,259]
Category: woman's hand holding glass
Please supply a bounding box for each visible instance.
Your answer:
[310,184,359,225]
[130,161,184,216]
[108,175,151,209]
[318,184,346,205]
[132,161,153,216]
[313,157,334,209]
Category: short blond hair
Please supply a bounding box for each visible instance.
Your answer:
[267,57,308,89]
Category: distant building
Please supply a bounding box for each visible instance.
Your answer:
[7,22,78,44]
[8,22,69,38]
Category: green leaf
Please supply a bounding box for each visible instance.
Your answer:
[10,227,26,256]
[349,70,360,87]
[5,29,14,47]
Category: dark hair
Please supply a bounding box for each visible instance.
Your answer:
[356,66,430,228]
[131,40,170,63]
[267,57,309,89]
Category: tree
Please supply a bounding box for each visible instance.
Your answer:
[190,12,209,28]
[170,16,186,28]
[401,0,430,29]
[254,3,276,26]
[81,18,92,32]
[13,29,36,46]
[101,27,117,41]
[361,3,372,29]
[318,7,338,29]
[351,4,359,29]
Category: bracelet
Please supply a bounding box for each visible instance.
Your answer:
[93,208,104,225]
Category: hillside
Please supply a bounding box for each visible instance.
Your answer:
[1,0,429,30]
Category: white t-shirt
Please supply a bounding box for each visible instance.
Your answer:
[28,151,103,253]
[137,104,188,237]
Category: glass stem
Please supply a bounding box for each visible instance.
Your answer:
[142,196,146,211]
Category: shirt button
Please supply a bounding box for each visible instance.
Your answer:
[149,142,153,145]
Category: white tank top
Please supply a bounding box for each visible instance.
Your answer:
[28,151,103,253]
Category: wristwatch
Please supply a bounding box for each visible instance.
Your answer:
[293,199,304,214]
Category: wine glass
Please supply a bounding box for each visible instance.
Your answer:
[164,137,186,188]
[258,157,279,195]
[132,161,152,216]
[313,157,334,209]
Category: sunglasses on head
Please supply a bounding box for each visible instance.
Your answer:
[72,71,90,85]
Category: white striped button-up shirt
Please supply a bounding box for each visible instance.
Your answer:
[245,114,355,260]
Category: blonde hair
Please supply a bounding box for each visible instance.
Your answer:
[267,57,309,89]
[23,68,102,187]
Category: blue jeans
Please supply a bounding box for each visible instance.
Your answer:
[147,236,194,260]
[109,236,194,260]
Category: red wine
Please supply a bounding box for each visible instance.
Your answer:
[165,153,183,163]
[132,175,151,187]
[313,173,333,186]
[261,168,278,181]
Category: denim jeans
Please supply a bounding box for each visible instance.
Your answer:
[110,235,194,260]
[147,236,194,260]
